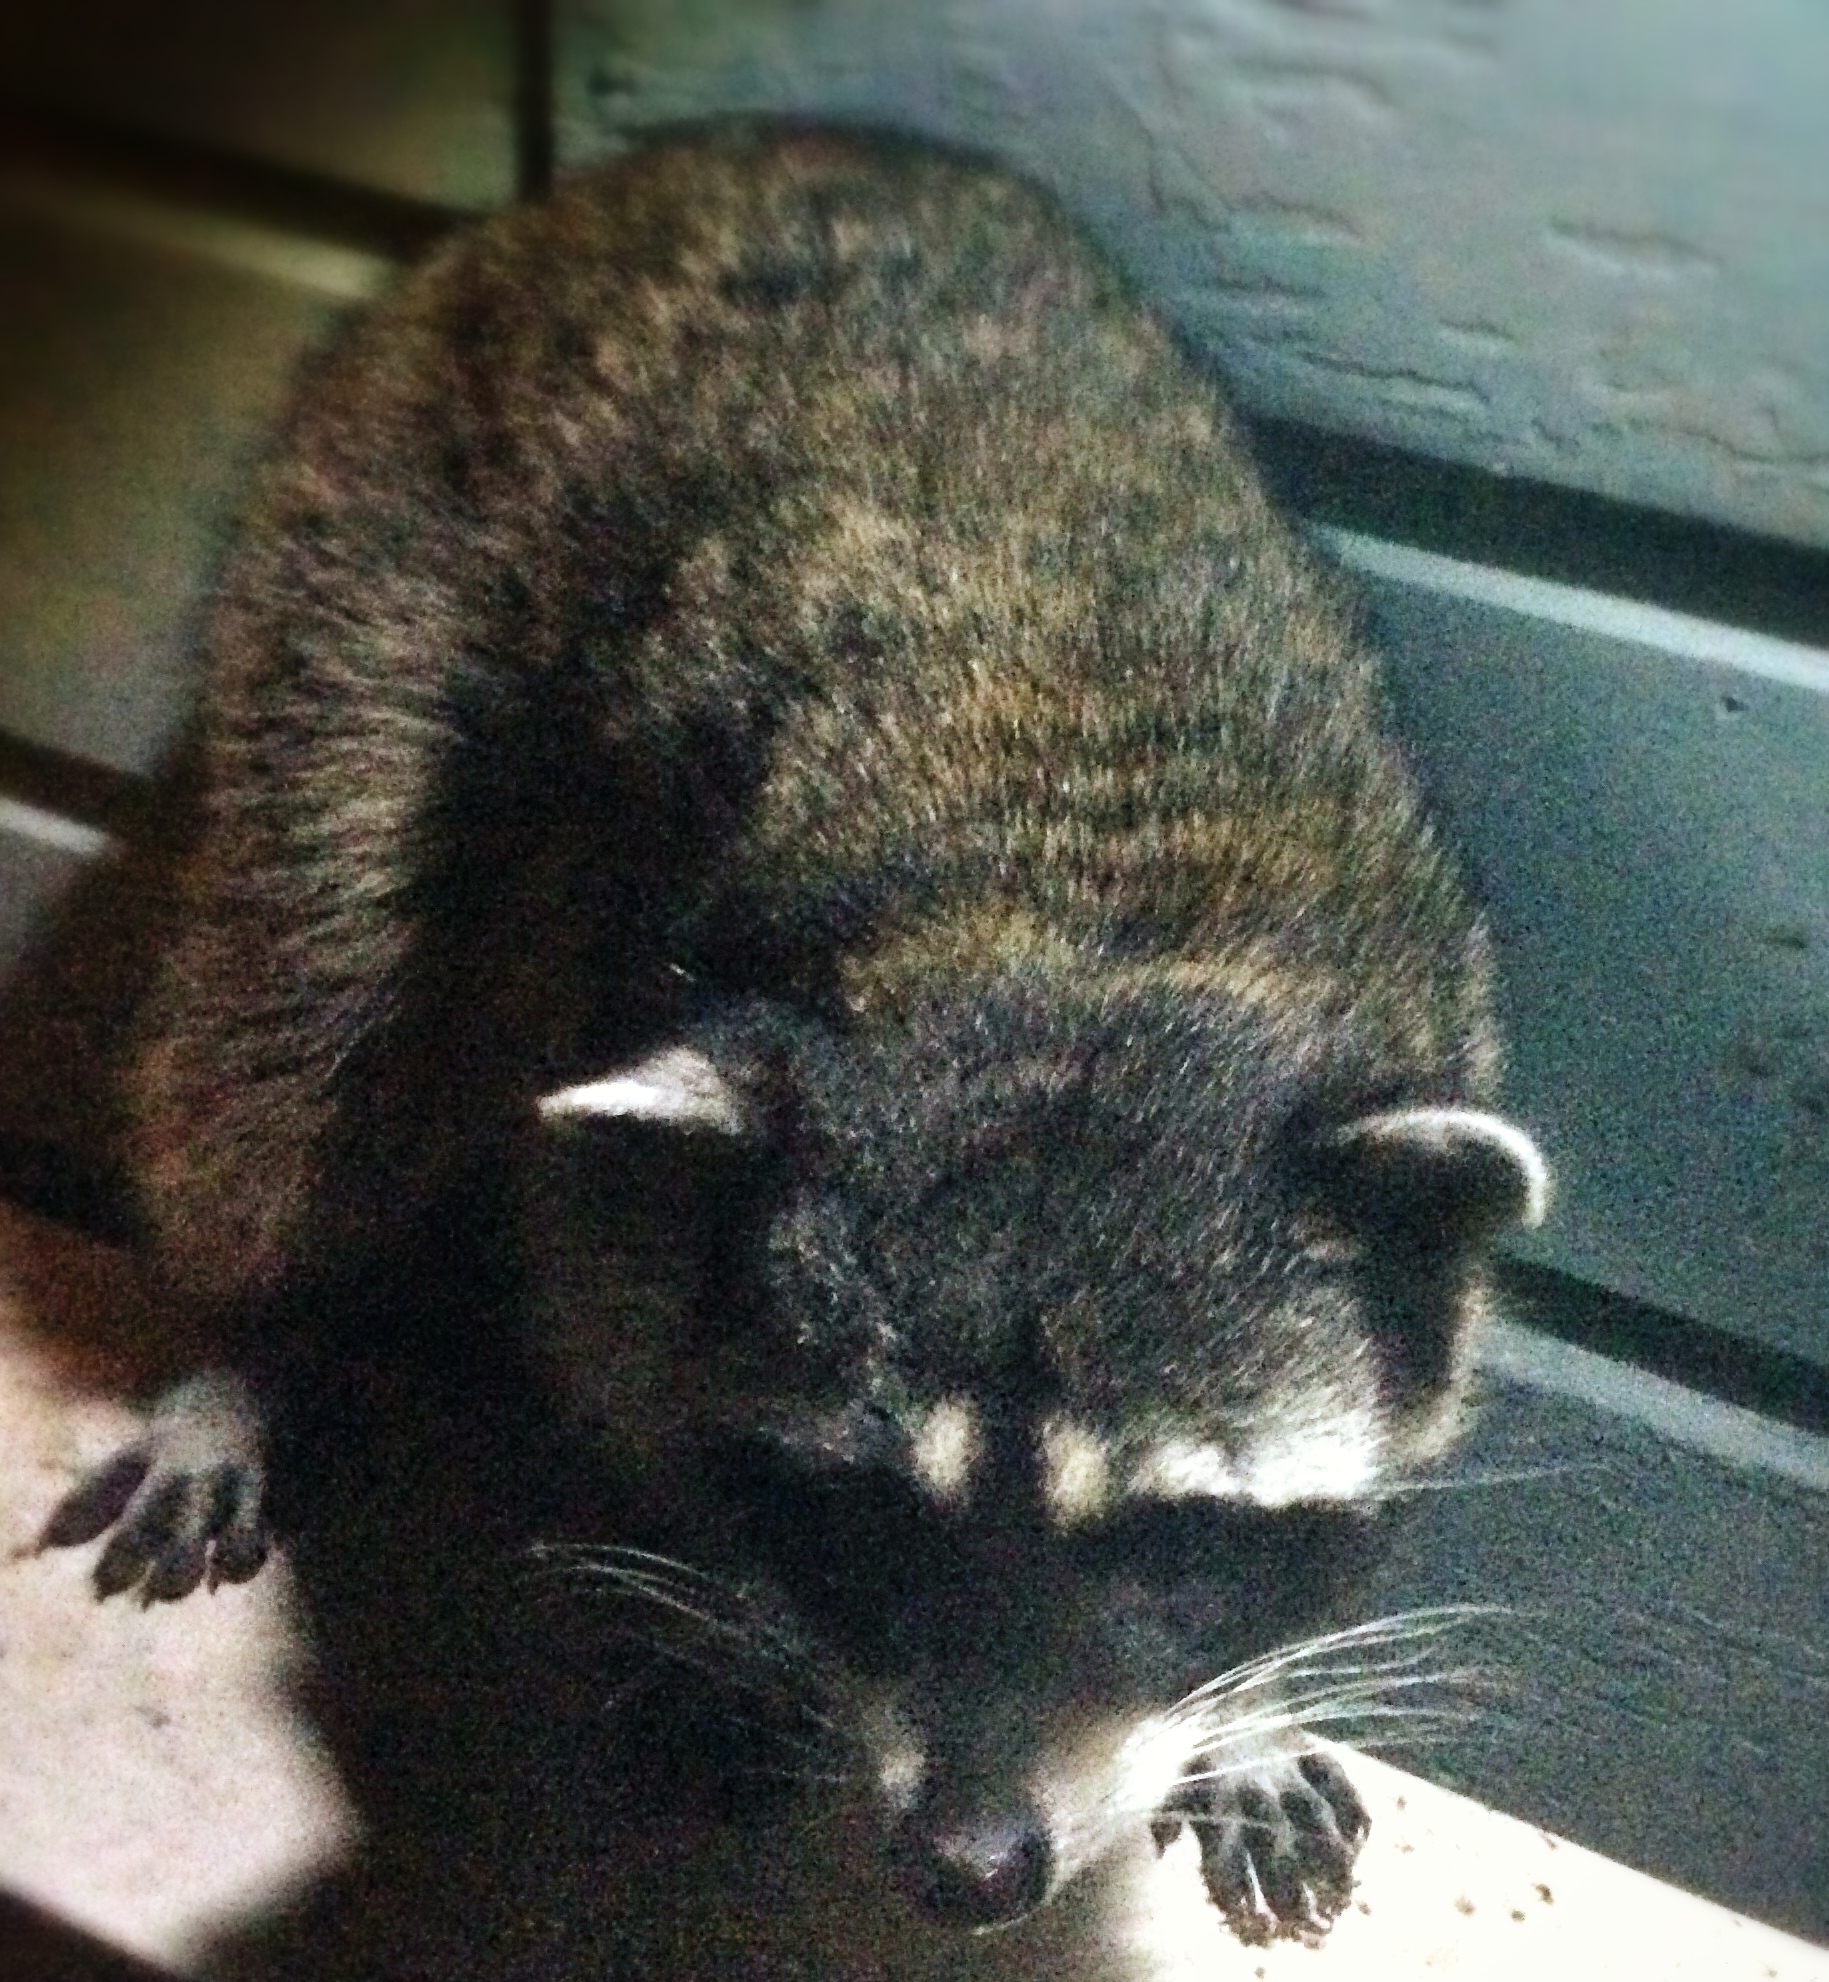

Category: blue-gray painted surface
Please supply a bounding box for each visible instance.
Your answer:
[1367,1363,1829,1941]
[1361,566,1828,1367]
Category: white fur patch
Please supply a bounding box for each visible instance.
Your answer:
[1337,1105,1551,1229]
[1039,1418,1112,1527]
[910,1395,981,1506]
[1108,1712,1208,1831]
[1034,1712,1196,1894]
[1130,1395,1385,1509]
[1236,1396,1384,1505]
[854,1690,927,1815]
[536,1046,745,1134]
[1128,1438,1244,1501]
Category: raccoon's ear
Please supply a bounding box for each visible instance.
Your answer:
[537,1046,749,1136]
[1317,1106,1549,1245]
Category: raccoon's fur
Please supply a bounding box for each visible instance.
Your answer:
[46,123,1547,1957]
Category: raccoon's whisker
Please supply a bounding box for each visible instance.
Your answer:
[586,1631,840,1744]
[531,1549,739,1605]
[1262,1657,1492,1710]
[1161,1714,1478,1800]
[1189,1694,1484,1752]
[549,1564,813,1671]
[529,1544,758,1612]
[532,1544,822,1673]
[1204,1601,1498,1680]
[547,1564,843,1734]
[537,1543,742,1589]
[597,1634,757,1696]
[1264,1604,1504,1662]
[1181,1686,1481,1752]
[584,1613,777,1687]
[1171,1658,1495,1749]
[1201,1675,1475,1734]
[1165,1605,1503,1713]
[1375,1461,1602,1498]
[571,1574,781,1649]
[1300,1700,1484,1735]
[554,1594,841,1743]
[1182,1641,1466,1709]
[563,1561,734,1608]
[1248,1605,1499,1669]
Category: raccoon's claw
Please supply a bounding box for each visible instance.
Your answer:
[1168,1746,1369,1947]
[39,1372,271,1603]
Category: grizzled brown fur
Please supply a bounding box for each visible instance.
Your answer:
[143,122,1492,1321]
[53,123,1549,1955]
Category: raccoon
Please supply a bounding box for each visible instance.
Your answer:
[43,122,1547,1953]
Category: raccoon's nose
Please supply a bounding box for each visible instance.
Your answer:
[901,1811,1053,1926]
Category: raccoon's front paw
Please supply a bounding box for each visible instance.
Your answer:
[1155,1744,1369,1947]
[38,1371,270,1602]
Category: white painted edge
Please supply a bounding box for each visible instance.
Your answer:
[0,166,393,301]
[0,795,111,859]
[1319,526,1829,696]
[1478,1316,1829,1493]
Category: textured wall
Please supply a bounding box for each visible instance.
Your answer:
[561,0,1829,550]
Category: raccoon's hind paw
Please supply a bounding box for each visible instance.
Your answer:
[1156,1746,1369,1948]
[38,1371,270,1603]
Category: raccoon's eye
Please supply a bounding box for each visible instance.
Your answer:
[710,1425,949,1665]
[1085,1500,1379,1600]
[749,1461,938,1575]
[1084,1500,1248,1589]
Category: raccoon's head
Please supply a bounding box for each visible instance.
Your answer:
[525,980,1545,1925]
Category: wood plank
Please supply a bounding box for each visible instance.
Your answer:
[0,199,344,774]
[0,0,514,211]
[1346,537,1829,1368]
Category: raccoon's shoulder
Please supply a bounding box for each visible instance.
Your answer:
[200,123,1179,729]
[221,119,1129,531]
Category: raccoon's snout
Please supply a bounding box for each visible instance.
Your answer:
[899,1808,1054,1927]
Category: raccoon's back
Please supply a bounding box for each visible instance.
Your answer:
[208,124,1447,937]
[145,123,1488,1293]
